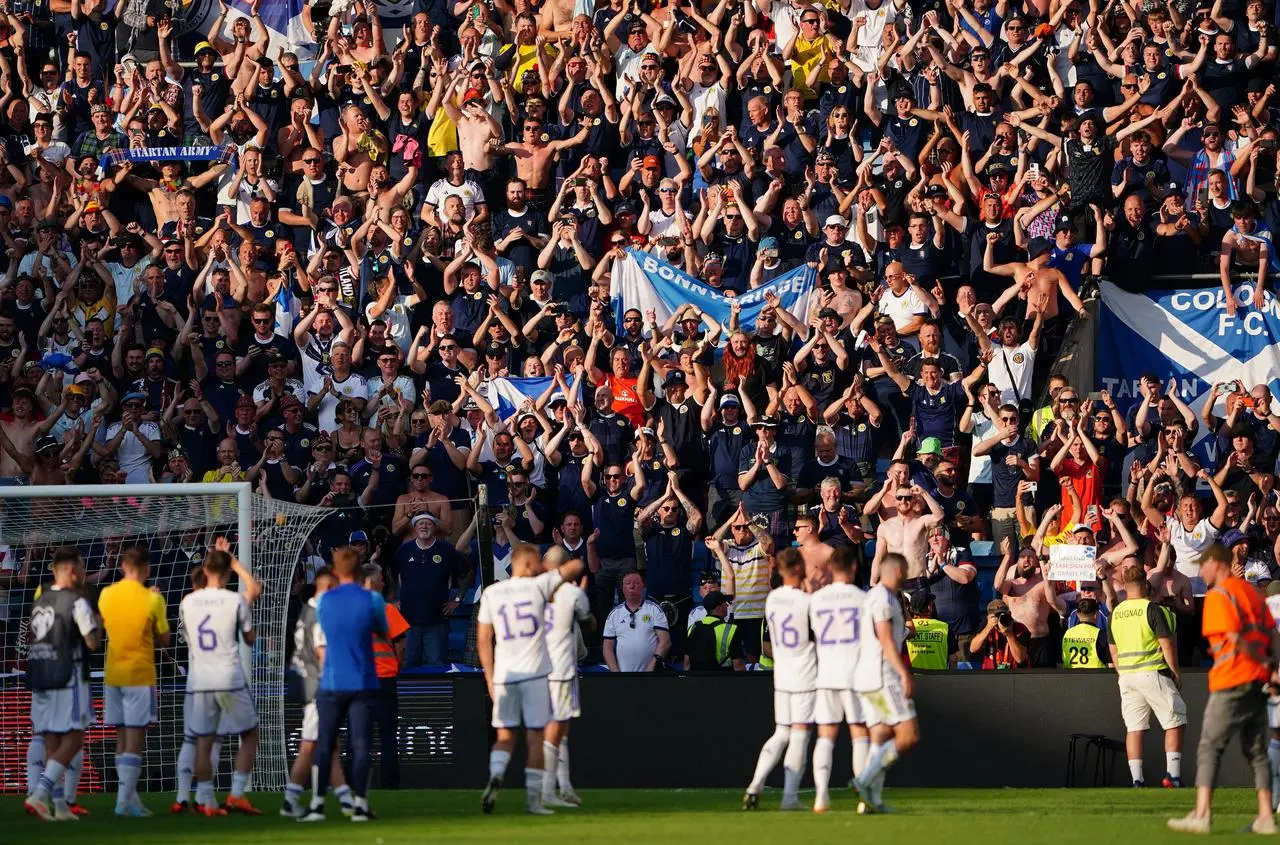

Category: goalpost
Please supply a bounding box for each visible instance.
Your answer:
[0,483,328,795]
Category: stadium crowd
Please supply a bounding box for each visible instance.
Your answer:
[0,0,1277,681]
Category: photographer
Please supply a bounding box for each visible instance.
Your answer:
[966,598,1030,670]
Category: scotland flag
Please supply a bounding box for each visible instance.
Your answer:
[1096,280,1280,467]
[610,248,816,337]
[485,375,577,421]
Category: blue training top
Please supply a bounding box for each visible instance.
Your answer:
[316,583,389,693]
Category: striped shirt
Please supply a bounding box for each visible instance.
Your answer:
[725,540,771,621]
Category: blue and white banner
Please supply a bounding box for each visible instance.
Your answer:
[1097,281,1280,467]
[100,145,238,172]
[486,375,577,421]
[610,249,816,336]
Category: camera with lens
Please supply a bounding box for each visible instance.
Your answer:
[996,611,1012,627]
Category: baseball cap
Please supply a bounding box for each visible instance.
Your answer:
[1027,237,1053,259]
[699,569,722,584]
[986,161,1013,176]
[144,346,165,361]
[1220,528,1249,548]
[924,184,948,198]
[349,531,370,544]
[663,371,687,388]
[917,437,944,456]
[753,415,778,429]
[653,92,676,108]
[530,269,554,284]
[824,214,849,228]
[35,434,59,453]
[635,426,656,440]
[411,512,440,527]
[817,307,840,320]
[122,390,147,404]
[1053,214,1074,233]
[462,88,484,104]
[703,251,723,266]
[759,236,779,251]
[194,41,217,56]
[642,154,661,169]
[702,590,731,611]
[547,393,569,407]
[719,394,740,408]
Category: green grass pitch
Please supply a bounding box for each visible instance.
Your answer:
[4,787,1273,843]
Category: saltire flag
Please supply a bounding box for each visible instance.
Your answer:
[220,0,313,56]
[610,248,816,336]
[485,375,578,421]
[1096,280,1280,469]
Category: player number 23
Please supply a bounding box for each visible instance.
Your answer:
[814,607,860,646]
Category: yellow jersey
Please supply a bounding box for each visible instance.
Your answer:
[99,579,169,687]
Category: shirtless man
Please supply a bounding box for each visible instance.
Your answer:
[862,459,912,521]
[495,116,590,194]
[126,163,226,231]
[333,104,386,196]
[793,513,834,591]
[391,465,453,537]
[207,0,271,63]
[444,87,505,173]
[983,233,1089,322]
[1219,200,1275,315]
[539,0,576,40]
[872,483,943,592]
[993,540,1057,668]
[0,386,41,478]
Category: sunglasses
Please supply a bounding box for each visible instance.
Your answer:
[801,17,819,23]
[304,158,322,164]
[439,344,458,350]
[731,524,751,530]
[314,443,333,450]
[412,473,431,479]
[1058,397,1078,404]
[215,360,234,366]
[252,317,271,324]
[725,214,741,221]
[999,416,1019,423]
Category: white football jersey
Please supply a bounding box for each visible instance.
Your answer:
[477,570,563,684]
[809,581,866,690]
[854,584,908,692]
[180,587,252,692]
[546,582,591,682]
[765,586,817,693]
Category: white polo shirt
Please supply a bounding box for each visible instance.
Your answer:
[603,599,667,672]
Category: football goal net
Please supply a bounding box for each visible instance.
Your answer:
[0,482,327,795]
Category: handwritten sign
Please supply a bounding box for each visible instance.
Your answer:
[1047,545,1098,582]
